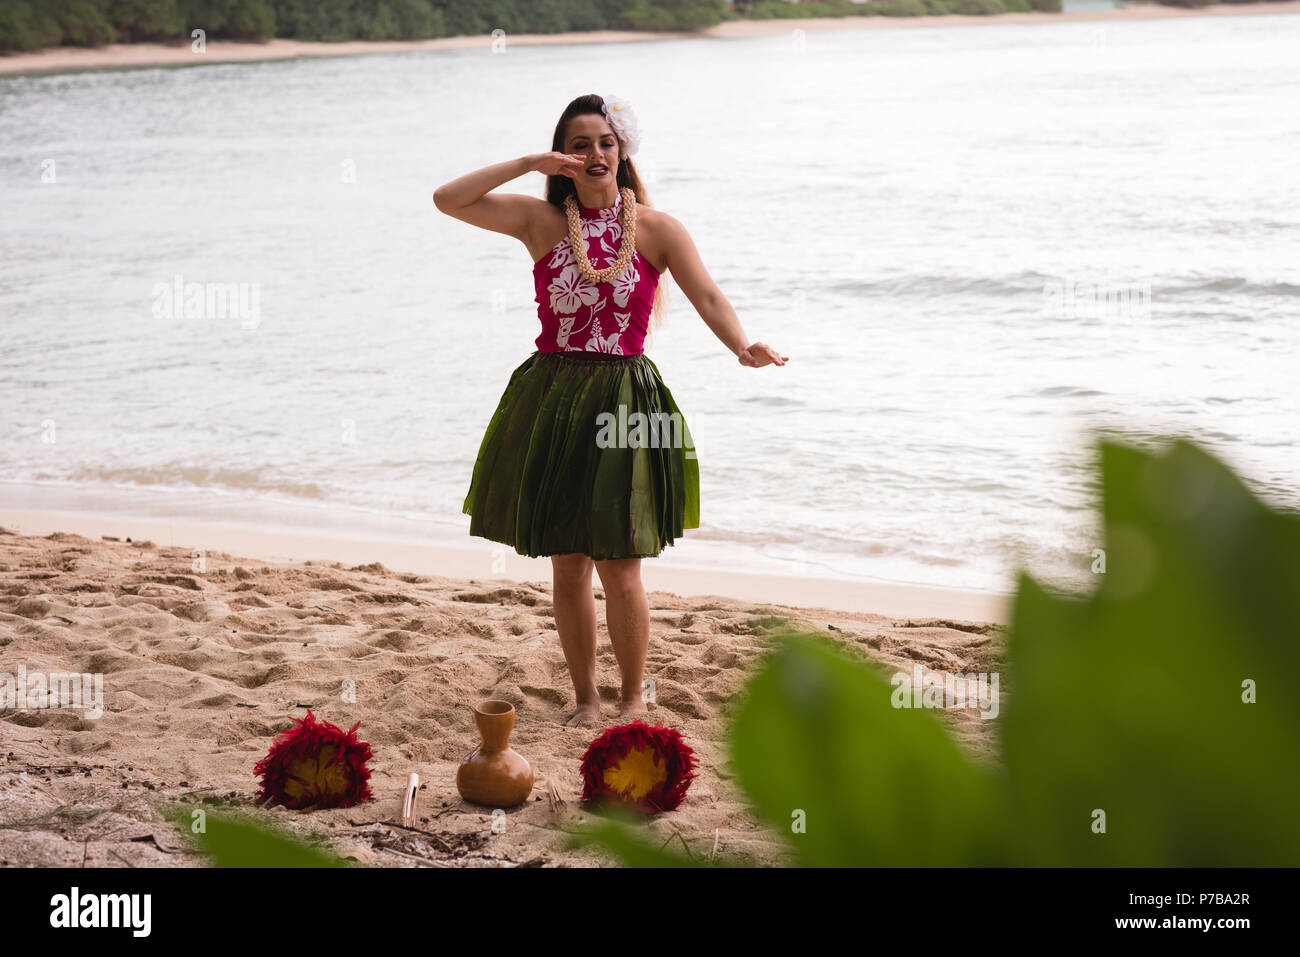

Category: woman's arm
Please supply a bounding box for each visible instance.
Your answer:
[659,212,788,368]
[432,152,585,245]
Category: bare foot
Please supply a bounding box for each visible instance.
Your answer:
[618,697,648,719]
[563,701,601,727]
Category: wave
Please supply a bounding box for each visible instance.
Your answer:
[827,271,1056,299]
[0,473,478,532]
[1154,278,1300,298]
[825,273,1300,301]
[50,465,330,501]
[1031,386,1109,398]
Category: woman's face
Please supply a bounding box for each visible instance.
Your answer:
[564,113,620,187]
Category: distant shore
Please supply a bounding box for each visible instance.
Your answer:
[2,2,1298,77]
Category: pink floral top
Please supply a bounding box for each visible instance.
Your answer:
[533,190,660,355]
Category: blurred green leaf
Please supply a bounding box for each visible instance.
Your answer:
[588,435,1300,867]
[167,806,350,868]
[566,812,703,868]
[1002,438,1300,865]
[730,631,1008,866]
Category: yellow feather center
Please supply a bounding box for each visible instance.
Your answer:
[283,744,348,801]
[602,745,667,800]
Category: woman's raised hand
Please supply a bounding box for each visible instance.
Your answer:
[738,342,788,368]
[531,151,588,179]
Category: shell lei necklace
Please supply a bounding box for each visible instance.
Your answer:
[563,186,637,284]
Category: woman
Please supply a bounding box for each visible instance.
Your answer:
[433,93,787,727]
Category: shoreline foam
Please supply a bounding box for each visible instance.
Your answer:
[0,498,1012,623]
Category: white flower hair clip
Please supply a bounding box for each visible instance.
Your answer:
[601,94,641,158]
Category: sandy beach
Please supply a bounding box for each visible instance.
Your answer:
[2,2,1297,77]
[0,519,1006,867]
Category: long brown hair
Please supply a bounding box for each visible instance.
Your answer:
[544,94,666,331]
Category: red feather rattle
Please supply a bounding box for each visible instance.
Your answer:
[579,720,697,815]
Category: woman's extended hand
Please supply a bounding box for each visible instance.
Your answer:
[738,342,788,367]
[531,151,588,179]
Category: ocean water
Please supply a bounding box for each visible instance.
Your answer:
[1,15,1297,593]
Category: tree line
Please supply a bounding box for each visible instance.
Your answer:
[6,0,720,48]
[1,0,1290,52]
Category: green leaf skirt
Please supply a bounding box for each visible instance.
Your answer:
[463,350,700,560]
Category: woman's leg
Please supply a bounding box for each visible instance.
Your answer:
[551,553,601,726]
[594,557,649,717]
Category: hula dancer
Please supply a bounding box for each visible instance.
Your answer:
[434,94,787,726]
